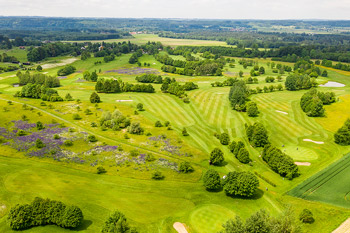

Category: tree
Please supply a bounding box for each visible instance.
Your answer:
[127,122,144,135]
[136,103,144,111]
[219,133,230,145]
[221,216,245,233]
[36,65,42,71]
[246,101,259,117]
[335,119,350,145]
[90,92,101,103]
[239,70,244,77]
[229,81,249,111]
[179,162,194,173]
[223,171,259,197]
[237,148,251,164]
[246,123,269,147]
[65,93,73,101]
[245,209,270,233]
[97,166,107,174]
[203,169,221,191]
[101,210,130,233]
[36,121,44,130]
[60,206,84,228]
[299,209,314,223]
[88,135,98,142]
[210,148,224,165]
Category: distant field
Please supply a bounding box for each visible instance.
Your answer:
[289,153,350,208]
[0,48,28,62]
[67,34,230,47]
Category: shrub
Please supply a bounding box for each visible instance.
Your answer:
[299,209,314,223]
[97,166,107,174]
[130,150,139,157]
[36,121,45,130]
[246,101,259,117]
[90,92,101,103]
[219,133,230,145]
[152,171,165,180]
[64,140,73,147]
[72,114,81,120]
[17,129,26,136]
[53,134,60,140]
[35,139,45,148]
[101,210,133,233]
[155,121,163,127]
[136,103,144,111]
[127,122,144,135]
[223,171,259,197]
[88,135,98,142]
[203,169,221,191]
[182,127,189,136]
[179,162,194,173]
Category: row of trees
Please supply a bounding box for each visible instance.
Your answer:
[135,74,163,84]
[0,52,18,63]
[285,74,317,91]
[203,169,259,198]
[7,197,83,230]
[229,140,252,164]
[95,79,155,93]
[300,88,336,117]
[15,83,64,102]
[17,71,60,87]
[83,70,98,82]
[262,144,300,180]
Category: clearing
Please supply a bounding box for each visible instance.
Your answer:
[41,58,78,69]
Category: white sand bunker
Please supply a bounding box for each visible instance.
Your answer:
[276,110,288,115]
[295,162,311,166]
[303,139,324,144]
[41,58,78,69]
[116,100,133,102]
[173,222,188,233]
[319,81,345,87]
[332,217,350,233]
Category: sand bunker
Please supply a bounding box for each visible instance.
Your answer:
[332,217,350,233]
[173,222,188,233]
[276,110,288,115]
[116,100,133,102]
[295,162,311,166]
[319,81,345,87]
[303,139,324,144]
[41,58,78,69]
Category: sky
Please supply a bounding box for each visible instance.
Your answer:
[1,0,350,20]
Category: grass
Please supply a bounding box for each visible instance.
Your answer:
[0,50,350,232]
[289,153,350,209]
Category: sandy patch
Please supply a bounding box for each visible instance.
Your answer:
[320,81,345,87]
[295,162,311,166]
[332,218,350,233]
[116,100,133,102]
[303,139,324,144]
[173,222,188,233]
[41,58,78,69]
[276,110,288,115]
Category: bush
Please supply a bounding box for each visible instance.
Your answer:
[155,121,163,127]
[17,129,26,136]
[73,114,81,120]
[88,135,98,142]
[179,162,194,173]
[299,209,314,223]
[90,92,101,103]
[219,133,230,145]
[136,103,144,111]
[127,122,144,135]
[64,140,73,146]
[246,122,269,147]
[97,166,107,174]
[53,134,60,140]
[210,148,224,165]
[130,150,139,157]
[237,148,251,164]
[203,169,221,191]
[7,197,83,230]
[182,127,189,136]
[152,171,165,180]
[35,139,45,148]
[246,101,259,117]
[101,210,135,233]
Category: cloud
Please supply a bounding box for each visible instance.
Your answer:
[0,0,349,19]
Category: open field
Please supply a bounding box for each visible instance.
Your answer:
[66,34,230,47]
[1,42,350,232]
[289,153,350,208]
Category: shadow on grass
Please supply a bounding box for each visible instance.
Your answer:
[74,219,93,231]
[210,161,228,167]
[206,187,224,193]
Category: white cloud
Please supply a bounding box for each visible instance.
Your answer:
[0,0,349,19]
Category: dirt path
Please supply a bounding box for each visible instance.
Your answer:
[173,222,188,233]
[332,218,350,233]
[41,58,78,69]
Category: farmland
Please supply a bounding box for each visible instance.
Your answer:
[1,33,350,233]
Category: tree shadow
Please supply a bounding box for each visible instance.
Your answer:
[206,187,223,193]
[73,220,93,231]
[210,161,228,167]
[227,188,264,200]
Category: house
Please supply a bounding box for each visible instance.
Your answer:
[19,46,25,50]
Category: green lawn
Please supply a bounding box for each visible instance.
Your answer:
[0,50,350,232]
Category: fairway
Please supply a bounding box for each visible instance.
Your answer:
[289,153,350,208]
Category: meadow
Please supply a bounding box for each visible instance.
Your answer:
[1,42,350,233]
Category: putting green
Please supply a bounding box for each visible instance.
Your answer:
[279,146,319,161]
[190,204,236,233]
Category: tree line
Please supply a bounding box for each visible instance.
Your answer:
[17,71,60,87]
[95,78,155,93]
